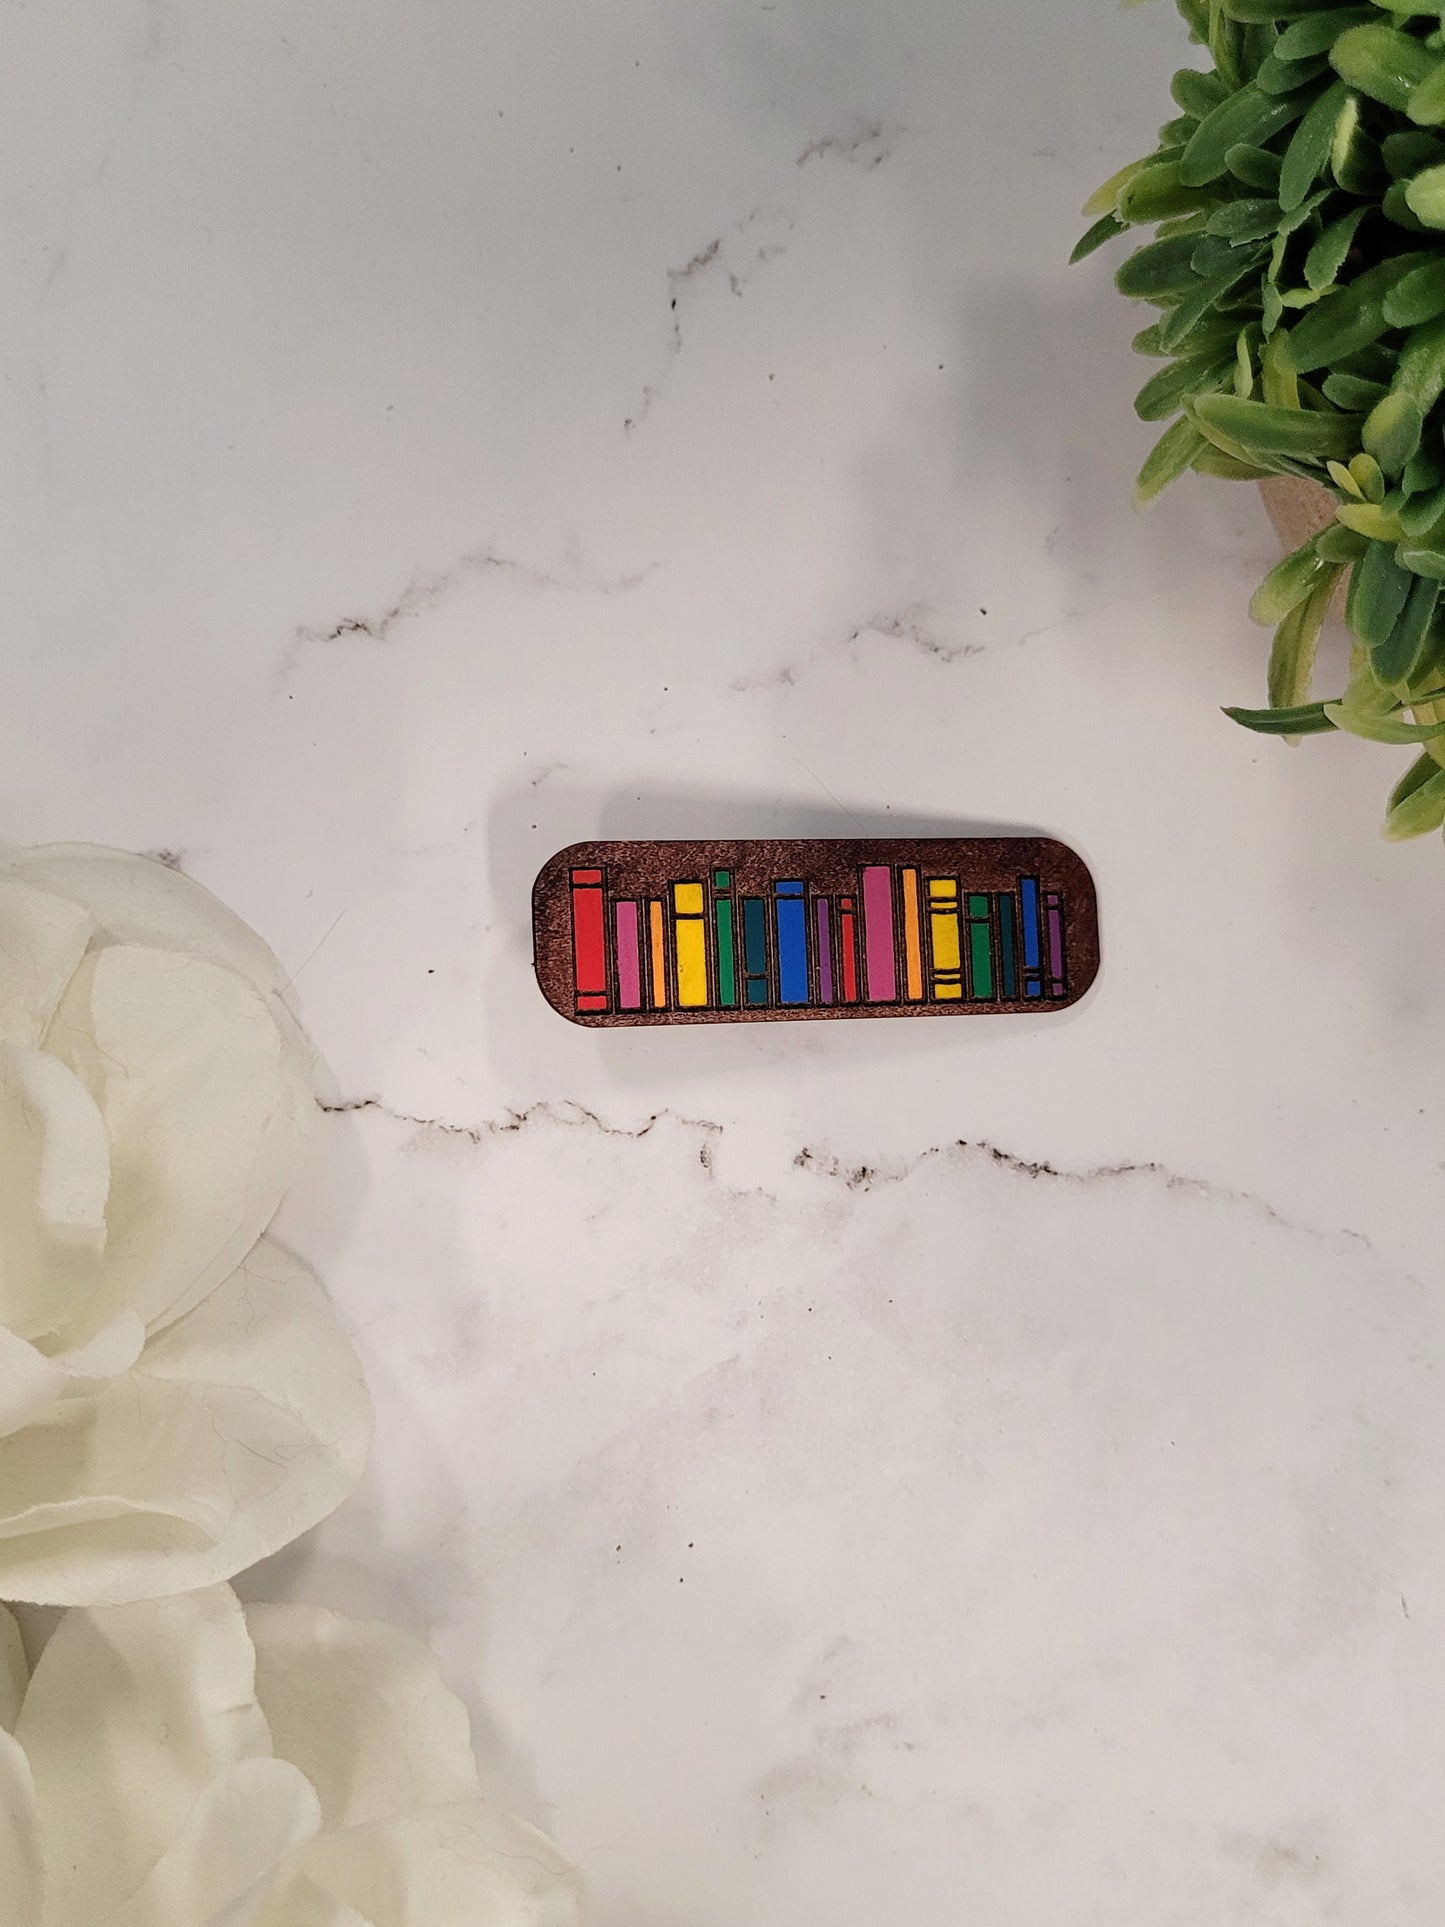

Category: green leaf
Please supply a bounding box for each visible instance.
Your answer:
[1172,67,1232,116]
[1325,697,1445,740]
[1242,19,1277,69]
[1206,196,1289,241]
[1408,57,1445,125]
[1404,448,1445,491]
[1270,566,1342,706]
[1193,233,1268,277]
[1181,81,1313,187]
[1158,215,1215,245]
[1211,2,1247,86]
[1279,251,1432,368]
[1383,179,1429,229]
[1119,160,1216,224]
[1279,79,1351,207]
[1225,0,1367,17]
[1157,253,1267,351]
[1363,391,1425,475]
[1135,416,1209,506]
[1405,160,1445,226]
[1134,353,1235,420]
[1394,312,1445,411]
[1190,392,1364,457]
[1192,447,1274,477]
[1397,479,1445,537]
[1249,534,1330,623]
[1346,532,1415,647]
[1332,91,1384,193]
[1071,213,1128,265]
[1316,522,1371,559]
[1383,751,1445,837]
[1372,569,1441,682]
[1383,257,1445,326]
[1330,23,1435,110]
[1133,312,1250,359]
[1085,158,1147,218]
[1116,235,1204,299]
[1396,545,1445,577]
[1222,700,1338,733]
[1304,204,1369,288]
[1279,185,1334,236]
[1351,450,1388,501]
[1235,326,1255,397]
[1261,328,1302,407]
[1338,341,1395,381]
[1259,50,1332,92]
[1276,8,1379,59]
[1323,369,1389,406]
[1382,128,1445,176]
[1226,142,1285,188]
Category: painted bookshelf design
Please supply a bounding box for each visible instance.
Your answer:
[535,839,1099,1026]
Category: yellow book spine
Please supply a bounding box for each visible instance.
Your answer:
[928,877,962,1000]
[672,882,708,1008]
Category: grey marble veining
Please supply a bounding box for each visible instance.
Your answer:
[6,0,1445,1921]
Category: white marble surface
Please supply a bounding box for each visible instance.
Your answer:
[8,0,1445,1920]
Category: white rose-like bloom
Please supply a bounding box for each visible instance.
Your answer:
[0,1586,585,1925]
[0,844,371,1604]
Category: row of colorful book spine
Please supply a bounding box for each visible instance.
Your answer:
[570,864,1067,1013]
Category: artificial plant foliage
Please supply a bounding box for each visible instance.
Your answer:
[1077,0,1445,841]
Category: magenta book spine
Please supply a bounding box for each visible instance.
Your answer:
[861,865,896,1002]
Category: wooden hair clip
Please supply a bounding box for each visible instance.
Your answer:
[533,837,1098,1026]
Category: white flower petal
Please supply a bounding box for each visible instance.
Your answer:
[0,1042,108,1341]
[283,1802,586,1927]
[112,1757,321,1927]
[0,875,94,1048]
[0,1308,148,1446]
[16,1588,273,1925]
[253,1879,372,1927]
[0,846,292,1009]
[0,1242,370,1605]
[0,1725,42,1927]
[0,1602,27,1731]
[44,945,312,1334]
[49,1307,146,1380]
[247,1605,481,1834]
[0,1324,68,1441]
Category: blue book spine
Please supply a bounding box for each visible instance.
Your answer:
[774,880,808,1004]
[1019,876,1042,999]
[742,896,769,1005]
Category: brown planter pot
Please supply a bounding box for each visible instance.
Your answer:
[1258,475,1349,621]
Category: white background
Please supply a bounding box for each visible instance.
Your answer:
[5,2,1445,1920]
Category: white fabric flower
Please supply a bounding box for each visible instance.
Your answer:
[0,1586,585,1925]
[0,845,370,1604]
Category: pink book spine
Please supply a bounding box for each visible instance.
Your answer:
[615,900,641,1009]
[861,865,896,1002]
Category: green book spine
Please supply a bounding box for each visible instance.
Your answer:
[713,870,736,1008]
[967,893,994,1000]
[996,892,1018,999]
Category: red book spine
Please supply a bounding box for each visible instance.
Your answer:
[571,868,608,1012]
[839,896,858,1003]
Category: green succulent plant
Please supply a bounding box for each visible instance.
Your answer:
[1078,0,1445,841]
